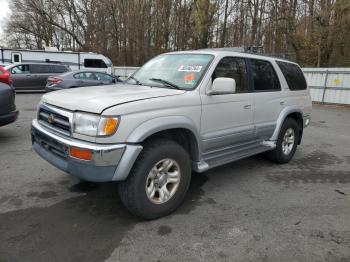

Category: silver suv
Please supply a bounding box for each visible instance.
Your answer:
[31,50,312,219]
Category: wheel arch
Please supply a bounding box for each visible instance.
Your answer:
[271,107,304,143]
[126,116,202,162]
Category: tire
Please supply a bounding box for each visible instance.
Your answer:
[118,138,192,220]
[265,118,299,164]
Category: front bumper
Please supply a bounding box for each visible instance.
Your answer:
[0,110,19,127]
[31,119,142,182]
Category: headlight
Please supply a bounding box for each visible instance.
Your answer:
[73,112,119,137]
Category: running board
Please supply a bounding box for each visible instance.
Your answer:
[192,141,275,173]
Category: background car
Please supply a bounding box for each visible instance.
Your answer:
[45,71,121,91]
[0,66,12,86]
[4,63,70,91]
[0,82,18,127]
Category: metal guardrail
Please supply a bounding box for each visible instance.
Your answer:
[114,66,350,105]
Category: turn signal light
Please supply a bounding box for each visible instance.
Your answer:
[69,147,92,161]
[101,118,119,136]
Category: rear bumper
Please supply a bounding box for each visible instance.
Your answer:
[0,110,19,126]
[31,119,142,182]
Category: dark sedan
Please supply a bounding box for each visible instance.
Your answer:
[0,82,18,127]
[46,71,121,91]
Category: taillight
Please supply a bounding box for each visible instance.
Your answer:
[49,77,62,85]
[0,67,12,85]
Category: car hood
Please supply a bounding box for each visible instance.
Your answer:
[41,84,186,114]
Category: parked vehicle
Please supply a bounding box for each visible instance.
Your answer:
[31,50,312,219]
[0,82,18,127]
[4,63,70,91]
[0,66,12,85]
[46,71,121,91]
[0,48,114,74]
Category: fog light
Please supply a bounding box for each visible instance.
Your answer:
[69,147,93,161]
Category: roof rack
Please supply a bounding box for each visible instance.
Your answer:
[199,46,289,60]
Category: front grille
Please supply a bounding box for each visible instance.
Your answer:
[38,106,71,135]
[32,127,68,159]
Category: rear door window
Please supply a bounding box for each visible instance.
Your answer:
[30,64,48,73]
[249,59,281,92]
[74,72,97,80]
[276,61,307,90]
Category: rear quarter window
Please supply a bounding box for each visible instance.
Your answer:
[277,61,307,90]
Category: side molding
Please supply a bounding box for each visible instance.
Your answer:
[270,106,303,141]
[112,144,143,181]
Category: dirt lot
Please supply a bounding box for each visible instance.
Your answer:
[0,94,349,262]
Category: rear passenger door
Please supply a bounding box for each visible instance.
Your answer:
[248,58,285,141]
[29,64,47,90]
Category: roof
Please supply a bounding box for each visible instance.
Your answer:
[0,48,99,55]
[5,62,69,66]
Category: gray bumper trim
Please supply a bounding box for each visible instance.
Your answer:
[31,119,143,182]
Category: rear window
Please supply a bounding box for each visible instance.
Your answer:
[84,59,107,68]
[277,61,307,90]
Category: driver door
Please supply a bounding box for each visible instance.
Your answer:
[10,64,32,90]
[200,57,256,153]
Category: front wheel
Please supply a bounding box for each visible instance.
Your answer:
[265,118,300,164]
[118,139,191,220]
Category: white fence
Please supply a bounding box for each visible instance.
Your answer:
[114,66,350,105]
[303,68,350,105]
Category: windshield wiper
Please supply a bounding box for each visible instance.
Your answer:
[149,78,181,90]
[127,75,142,85]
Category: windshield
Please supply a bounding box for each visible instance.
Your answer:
[127,54,214,90]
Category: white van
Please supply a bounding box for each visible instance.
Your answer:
[0,48,114,74]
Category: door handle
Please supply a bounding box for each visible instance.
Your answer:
[243,105,252,109]
[280,101,286,105]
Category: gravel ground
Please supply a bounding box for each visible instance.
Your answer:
[0,93,349,262]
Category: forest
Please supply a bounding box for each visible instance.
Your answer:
[4,0,350,67]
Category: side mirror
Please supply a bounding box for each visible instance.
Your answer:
[208,77,236,95]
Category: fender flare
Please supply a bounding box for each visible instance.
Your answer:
[270,106,304,141]
[126,116,202,161]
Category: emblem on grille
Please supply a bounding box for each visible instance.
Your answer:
[47,114,55,124]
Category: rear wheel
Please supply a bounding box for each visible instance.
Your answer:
[118,139,191,220]
[265,118,299,164]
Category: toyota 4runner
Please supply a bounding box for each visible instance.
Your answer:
[31,50,312,219]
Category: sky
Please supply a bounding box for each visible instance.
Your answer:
[0,0,11,45]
